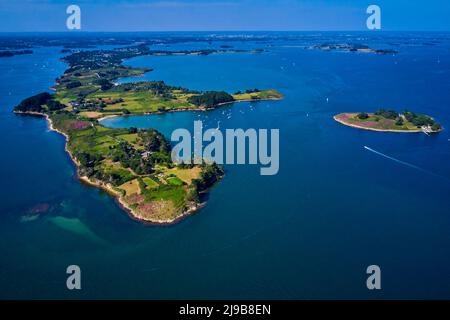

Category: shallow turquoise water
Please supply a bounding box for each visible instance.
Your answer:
[2,33,450,299]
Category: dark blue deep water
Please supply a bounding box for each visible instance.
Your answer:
[1,33,450,299]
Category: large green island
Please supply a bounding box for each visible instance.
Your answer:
[334,109,442,133]
[13,45,283,224]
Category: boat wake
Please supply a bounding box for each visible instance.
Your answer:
[364,145,449,182]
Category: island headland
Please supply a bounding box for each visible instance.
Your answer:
[334,109,442,133]
[13,44,283,224]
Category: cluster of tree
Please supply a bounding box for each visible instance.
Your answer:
[431,123,442,131]
[178,162,195,169]
[357,112,369,119]
[98,70,119,78]
[373,49,398,55]
[76,151,104,180]
[109,142,148,175]
[234,89,261,95]
[0,50,33,58]
[107,129,171,176]
[374,109,399,120]
[77,100,106,111]
[46,100,66,111]
[138,129,171,154]
[66,80,82,89]
[188,91,234,107]
[94,78,113,91]
[77,151,103,169]
[68,97,126,112]
[368,109,442,131]
[111,81,183,97]
[14,92,64,113]
[99,171,131,186]
[395,118,404,126]
[14,92,51,113]
[77,145,150,186]
[85,164,132,187]
[404,111,441,130]
[191,163,224,193]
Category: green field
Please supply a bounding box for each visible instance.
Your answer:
[87,91,191,114]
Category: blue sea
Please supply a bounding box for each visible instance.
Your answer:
[1,32,450,299]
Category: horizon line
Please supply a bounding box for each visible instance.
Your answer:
[1,29,450,33]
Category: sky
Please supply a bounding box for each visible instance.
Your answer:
[0,0,449,32]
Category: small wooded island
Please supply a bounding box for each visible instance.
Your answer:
[13,44,283,224]
[334,109,442,133]
[0,49,33,58]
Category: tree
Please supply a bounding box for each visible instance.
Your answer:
[357,112,369,120]
[194,163,224,192]
[187,91,234,107]
[14,92,51,113]
[95,78,113,91]
[47,100,66,111]
[375,109,398,120]
[186,187,199,203]
[66,81,82,89]
[431,123,442,132]
[395,118,404,126]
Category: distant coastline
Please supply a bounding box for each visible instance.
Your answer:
[308,43,397,55]
[0,49,33,58]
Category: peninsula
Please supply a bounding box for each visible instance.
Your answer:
[13,44,283,224]
[334,109,442,133]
